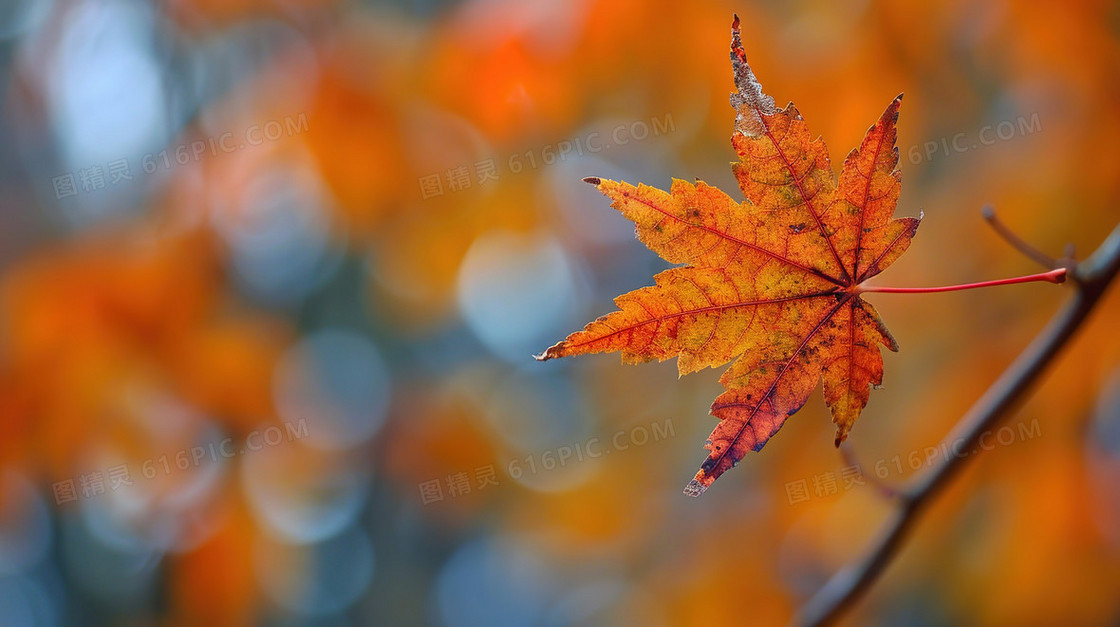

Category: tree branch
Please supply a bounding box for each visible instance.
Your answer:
[795,218,1120,626]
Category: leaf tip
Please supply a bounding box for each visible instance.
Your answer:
[683,477,709,497]
[880,94,903,125]
[534,341,566,361]
[728,14,776,136]
[582,176,602,186]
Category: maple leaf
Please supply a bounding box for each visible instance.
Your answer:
[535,16,921,496]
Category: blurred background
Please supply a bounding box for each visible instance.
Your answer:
[0,0,1119,625]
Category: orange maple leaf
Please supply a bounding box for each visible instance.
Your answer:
[536,16,921,496]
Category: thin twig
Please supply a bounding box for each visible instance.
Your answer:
[839,442,902,501]
[795,218,1120,626]
[982,205,1060,269]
